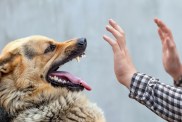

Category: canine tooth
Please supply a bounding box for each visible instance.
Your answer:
[81,54,86,58]
[76,57,80,62]
[53,76,58,81]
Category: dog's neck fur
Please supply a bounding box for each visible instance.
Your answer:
[0,77,105,122]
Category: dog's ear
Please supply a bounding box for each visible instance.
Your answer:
[0,49,20,75]
[0,53,14,74]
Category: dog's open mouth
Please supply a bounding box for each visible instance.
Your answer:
[46,46,91,91]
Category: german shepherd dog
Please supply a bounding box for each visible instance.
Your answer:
[0,36,105,122]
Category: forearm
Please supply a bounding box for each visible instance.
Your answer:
[129,72,182,122]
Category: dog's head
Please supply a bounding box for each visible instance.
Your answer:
[0,35,91,92]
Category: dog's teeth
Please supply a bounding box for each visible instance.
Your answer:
[53,76,58,81]
[62,80,66,83]
[80,53,86,58]
[82,54,86,58]
[81,55,86,58]
[76,57,80,62]
[49,76,53,80]
[62,80,67,84]
[58,79,62,82]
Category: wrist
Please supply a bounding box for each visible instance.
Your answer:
[172,66,182,86]
[117,75,130,89]
[172,66,182,81]
[173,70,182,81]
[117,71,137,89]
[173,76,182,81]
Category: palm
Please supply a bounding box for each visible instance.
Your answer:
[114,49,133,82]
[155,18,182,80]
[163,47,181,79]
[103,19,137,88]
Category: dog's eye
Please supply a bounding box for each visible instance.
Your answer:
[44,44,56,54]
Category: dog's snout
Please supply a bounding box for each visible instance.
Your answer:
[78,38,87,46]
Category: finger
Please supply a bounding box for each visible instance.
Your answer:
[109,19,125,34]
[154,18,173,37]
[154,18,161,26]
[158,29,167,53]
[154,18,158,24]
[106,25,122,41]
[103,35,120,52]
[158,29,165,43]
[108,19,126,50]
[106,25,126,50]
[166,37,176,52]
[162,39,168,53]
[154,18,164,29]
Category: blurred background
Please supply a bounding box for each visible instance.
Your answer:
[0,0,182,121]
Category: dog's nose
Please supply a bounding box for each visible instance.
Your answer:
[78,38,87,46]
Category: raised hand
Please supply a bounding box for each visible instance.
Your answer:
[154,18,182,81]
[103,19,137,89]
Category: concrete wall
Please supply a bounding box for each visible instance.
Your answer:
[1,0,182,121]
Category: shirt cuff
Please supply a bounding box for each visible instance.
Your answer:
[129,72,159,104]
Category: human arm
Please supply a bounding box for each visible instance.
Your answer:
[103,19,137,88]
[154,18,182,86]
[103,19,182,121]
[130,72,182,122]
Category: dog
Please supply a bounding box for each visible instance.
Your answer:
[0,36,105,122]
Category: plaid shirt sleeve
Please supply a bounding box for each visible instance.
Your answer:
[129,72,182,122]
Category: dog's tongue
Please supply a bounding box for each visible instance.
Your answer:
[50,71,92,91]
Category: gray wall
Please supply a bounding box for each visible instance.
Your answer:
[0,0,182,121]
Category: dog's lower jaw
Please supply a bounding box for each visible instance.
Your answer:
[13,92,105,122]
[0,78,105,122]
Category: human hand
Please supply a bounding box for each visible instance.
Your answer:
[103,19,137,89]
[154,18,182,81]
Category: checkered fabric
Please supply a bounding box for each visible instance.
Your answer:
[129,72,182,122]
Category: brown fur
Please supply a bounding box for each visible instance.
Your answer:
[0,36,105,122]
